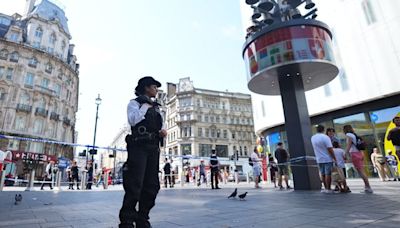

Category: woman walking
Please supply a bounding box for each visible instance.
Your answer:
[343,125,373,193]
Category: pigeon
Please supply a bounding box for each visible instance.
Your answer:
[228,188,238,199]
[14,194,22,205]
[238,192,248,201]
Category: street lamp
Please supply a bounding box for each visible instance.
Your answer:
[92,94,102,164]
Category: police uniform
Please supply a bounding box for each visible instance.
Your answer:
[119,77,163,228]
[210,151,220,189]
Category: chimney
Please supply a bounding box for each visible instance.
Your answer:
[24,0,36,16]
[68,44,75,55]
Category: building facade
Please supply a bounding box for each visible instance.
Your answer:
[165,77,256,173]
[240,0,400,177]
[0,0,79,177]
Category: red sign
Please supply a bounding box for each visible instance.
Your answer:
[12,151,57,162]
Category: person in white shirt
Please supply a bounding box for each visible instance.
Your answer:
[251,147,262,189]
[332,141,350,193]
[311,125,336,193]
[343,125,373,193]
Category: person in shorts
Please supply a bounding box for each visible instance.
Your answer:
[343,125,373,193]
[274,143,291,190]
[311,125,336,193]
[332,141,350,193]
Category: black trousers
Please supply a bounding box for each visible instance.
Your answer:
[164,173,172,187]
[41,177,52,189]
[211,169,219,188]
[86,175,93,189]
[119,144,160,227]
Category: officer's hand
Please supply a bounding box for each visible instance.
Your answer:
[142,103,153,109]
[159,129,167,138]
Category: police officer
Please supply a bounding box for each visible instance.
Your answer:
[119,76,167,228]
[210,149,221,189]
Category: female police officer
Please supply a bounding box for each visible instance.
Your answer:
[119,76,167,228]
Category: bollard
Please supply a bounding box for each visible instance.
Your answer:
[81,171,87,190]
[54,171,62,191]
[235,171,239,184]
[0,170,5,191]
[25,170,35,191]
[104,172,109,189]
[246,172,250,184]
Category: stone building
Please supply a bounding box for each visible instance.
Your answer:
[0,0,79,177]
[165,77,256,173]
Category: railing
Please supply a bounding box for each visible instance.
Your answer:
[50,112,60,121]
[16,104,32,113]
[35,107,48,118]
[35,85,55,96]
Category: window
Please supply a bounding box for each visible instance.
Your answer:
[216,116,220,123]
[6,68,13,80]
[0,88,6,100]
[9,52,19,62]
[41,78,50,88]
[49,33,57,45]
[29,57,38,68]
[223,117,227,124]
[15,116,26,131]
[210,116,214,123]
[232,131,236,139]
[20,92,30,105]
[197,115,202,122]
[0,17,11,26]
[239,146,243,156]
[217,130,221,138]
[362,0,377,25]
[199,144,212,157]
[205,129,209,137]
[54,84,61,96]
[244,146,248,156]
[222,102,226,110]
[211,128,216,138]
[33,119,44,134]
[61,40,66,51]
[45,63,53,73]
[38,98,46,109]
[0,66,4,78]
[205,115,209,122]
[198,128,202,137]
[35,27,43,38]
[0,49,8,60]
[25,73,35,86]
[7,139,19,150]
[223,130,227,139]
[9,32,18,42]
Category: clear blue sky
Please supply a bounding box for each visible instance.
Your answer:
[1,0,248,147]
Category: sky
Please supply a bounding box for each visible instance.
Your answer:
[0,0,249,148]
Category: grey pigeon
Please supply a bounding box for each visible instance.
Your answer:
[14,194,22,205]
[238,192,247,201]
[228,188,238,199]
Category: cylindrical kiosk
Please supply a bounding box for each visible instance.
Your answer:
[243,19,339,190]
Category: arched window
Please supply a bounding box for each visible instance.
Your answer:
[28,57,38,68]
[19,92,30,105]
[33,119,44,134]
[239,146,243,156]
[0,88,6,100]
[15,116,26,131]
[37,97,46,109]
[244,146,248,156]
[9,51,19,62]
[0,49,8,60]
[35,27,43,38]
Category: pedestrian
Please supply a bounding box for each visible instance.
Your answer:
[274,143,291,190]
[163,158,172,188]
[332,141,350,193]
[385,150,399,181]
[209,149,220,189]
[191,168,196,184]
[251,147,261,188]
[311,125,336,193]
[66,166,73,190]
[268,157,278,188]
[197,160,206,186]
[326,128,339,144]
[40,161,54,190]
[387,116,400,160]
[343,125,373,193]
[71,161,80,190]
[86,162,93,190]
[370,147,389,181]
[119,76,166,228]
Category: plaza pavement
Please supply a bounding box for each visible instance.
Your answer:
[0,179,399,228]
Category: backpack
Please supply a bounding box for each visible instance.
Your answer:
[248,157,253,166]
[353,133,366,151]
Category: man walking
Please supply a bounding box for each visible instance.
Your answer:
[119,76,166,228]
[387,116,400,160]
[274,143,291,190]
[40,161,54,190]
[163,158,173,188]
[210,149,220,189]
[197,160,206,186]
[86,162,93,190]
[311,125,336,193]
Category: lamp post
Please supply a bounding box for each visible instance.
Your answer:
[242,0,338,190]
[92,94,102,164]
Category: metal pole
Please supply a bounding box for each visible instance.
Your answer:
[92,103,99,163]
[113,149,116,180]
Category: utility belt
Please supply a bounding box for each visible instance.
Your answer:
[126,132,160,146]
